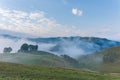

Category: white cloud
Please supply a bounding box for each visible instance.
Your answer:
[0,8,85,37]
[72,8,83,16]
[72,8,77,15]
[0,8,119,40]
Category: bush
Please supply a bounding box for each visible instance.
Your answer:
[3,47,12,53]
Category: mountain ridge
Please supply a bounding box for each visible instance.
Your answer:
[1,33,120,58]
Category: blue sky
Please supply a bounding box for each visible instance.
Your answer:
[0,0,120,40]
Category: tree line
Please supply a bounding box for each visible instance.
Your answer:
[3,43,38,53]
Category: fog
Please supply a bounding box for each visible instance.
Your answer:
[0,36,93,58]
[51,38,100,58]
[0,37,55,52]
[0,36,36,53]
[0,36,119,59]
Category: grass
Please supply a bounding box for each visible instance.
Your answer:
[78,46,120,73]
[97,46,120,73]
[0,53,66,67]
[0,52,79,69]
[0,50,120,79]
[0,62,119,80]
[99,62,120,73]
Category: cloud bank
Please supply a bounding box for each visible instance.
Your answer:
[0,8,120,40]
[0,8,84,37]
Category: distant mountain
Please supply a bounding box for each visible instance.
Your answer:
[28,36,120,57]
[0,29,34,38]
[0,34,21,39]
[28,36,120,49]
[1,34,120,58]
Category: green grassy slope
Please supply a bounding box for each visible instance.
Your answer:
[77,52,104,71]
[97,46,120,73]
[78,46,120,73]
[0,51,79,69]
[0,62,119,80]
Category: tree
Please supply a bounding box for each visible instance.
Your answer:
[29,45,38,52]
[18,43,38,53]
[3,47,12,53]
[19,43,29,52]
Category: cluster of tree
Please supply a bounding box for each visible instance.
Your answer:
[3,43,38,53]
[3,47,12,53]
[18,43,38,53]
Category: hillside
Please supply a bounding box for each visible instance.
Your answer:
[0,62,119,80]
[1,34,120,73]
[0,51,79,69]
[97,46,120,73]
[78,46,120,73]
[1,46,120,73]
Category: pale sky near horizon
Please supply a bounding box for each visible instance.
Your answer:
[0,0,120,40]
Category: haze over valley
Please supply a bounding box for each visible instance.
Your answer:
[0,0,120,80]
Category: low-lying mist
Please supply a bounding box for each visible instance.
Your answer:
[0,36,93,58]
[0,37,35,53]
[50,39,100,58]
[0,35,120,59]
[0,37,57,53]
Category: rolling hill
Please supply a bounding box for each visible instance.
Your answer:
[1,33,120,77]
[97,46,120,73]
[78,46,120,73]
[0,51,79,69]
[0,62,119,80]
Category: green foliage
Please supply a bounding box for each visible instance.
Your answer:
[3,47,12,53]
[29,44,38,52]
[18,43,38,52]
[19,43,29,52]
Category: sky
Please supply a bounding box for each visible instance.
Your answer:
[0,0,120,40]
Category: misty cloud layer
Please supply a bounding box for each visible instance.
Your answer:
[0,37,35,53]
[0,35,120,59]
[0,36,93,58]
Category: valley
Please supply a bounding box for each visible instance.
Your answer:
[0,34,120,79]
